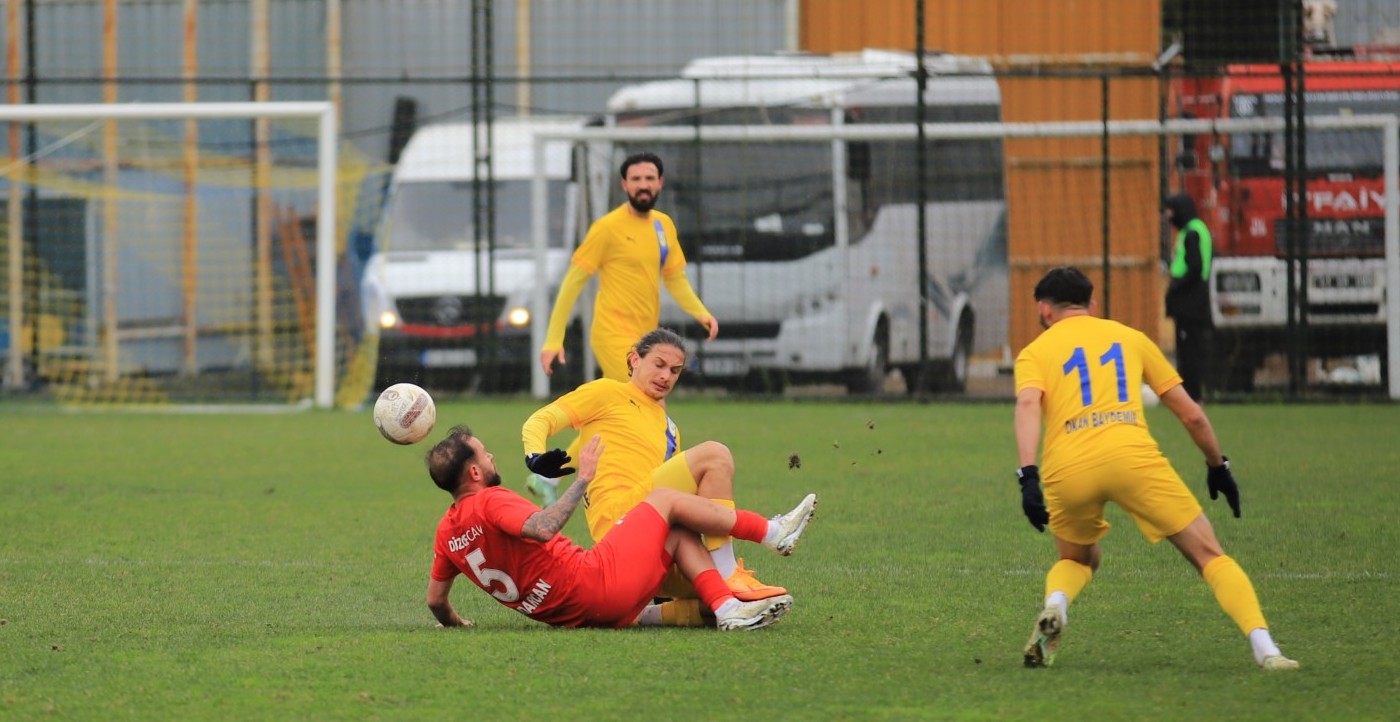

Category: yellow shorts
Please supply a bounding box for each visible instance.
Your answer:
[585,450,701,599]
[1045,453,1202,545]
[585,450,697,544]
[657,562,699,600]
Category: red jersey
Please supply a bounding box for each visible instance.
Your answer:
[429,486,671,628]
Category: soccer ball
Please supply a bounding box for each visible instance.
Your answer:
[374,383,437,445]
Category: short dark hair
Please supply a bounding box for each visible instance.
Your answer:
[628,327,687,376]
[1033,267,1093,307]
[620,152,664,179]
[426,424,477,494]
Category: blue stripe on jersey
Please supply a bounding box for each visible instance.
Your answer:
[665,416,678,460]
[654,219,669,269]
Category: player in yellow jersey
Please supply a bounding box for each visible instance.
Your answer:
[539,152,718,381]
[523,328,796,614]
[526,153,719,505]
[1013,267,1297,671]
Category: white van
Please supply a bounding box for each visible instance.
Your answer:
[361,116,588,391]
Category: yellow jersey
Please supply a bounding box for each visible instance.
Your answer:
[521,377,680,528]
[1014,315,1182,479]
[573,204,691,348]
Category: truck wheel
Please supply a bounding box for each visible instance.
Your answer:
[930,314,973,393]
[844,320,889,394]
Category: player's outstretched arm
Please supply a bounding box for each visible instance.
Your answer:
[520,436,603,542]
[1204,456,1241,518]
[426,577,475,628]
[1159,383,1239,517]
[1014,388,1043,469]
[1013,388,1049,532]
[1158,384,1225,466]
[522,403,574,468]
[664,273,718,341]
[539,348,566,376]
[540,265,592,374]
[699,315,719,341]
[525,448,576,478]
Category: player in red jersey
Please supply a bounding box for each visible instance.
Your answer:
[424,427,817,630]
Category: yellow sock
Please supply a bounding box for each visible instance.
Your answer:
[658,598,706,627]
[1203,555,1268,635]
[704,498,736,551]
[1045,559,1093,604]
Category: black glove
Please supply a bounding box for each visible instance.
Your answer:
[1206,456,1241,518]
[1017,465,1049,533]
[525,449,575,479]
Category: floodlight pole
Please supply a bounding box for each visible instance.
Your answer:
[530,135,550,399]
[914,0,930,392]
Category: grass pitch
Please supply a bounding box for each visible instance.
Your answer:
[1,398,1396,720]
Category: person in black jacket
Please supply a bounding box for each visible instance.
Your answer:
[1164,193,1214,401]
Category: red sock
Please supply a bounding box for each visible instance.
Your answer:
[692,569,733,612]
[730,510,769,544]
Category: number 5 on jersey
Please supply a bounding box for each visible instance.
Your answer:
[465,548,519,602]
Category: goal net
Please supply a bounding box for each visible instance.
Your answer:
[1,102,381,408]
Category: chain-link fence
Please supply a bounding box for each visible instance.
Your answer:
[3,1,1398,405]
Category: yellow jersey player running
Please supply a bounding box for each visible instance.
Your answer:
[1013,267,1297,671]
[527,152,717,506]
[523,328,796,622]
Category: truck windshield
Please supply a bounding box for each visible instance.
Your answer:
[615,108,835,262]
[1229,90,1398,177]
[383,179,567,252]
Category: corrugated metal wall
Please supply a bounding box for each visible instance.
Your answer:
[802,0,1166,353]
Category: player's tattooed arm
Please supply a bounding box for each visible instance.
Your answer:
[520,434,602,542]
[520,476,588,541]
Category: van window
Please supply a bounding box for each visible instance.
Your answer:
[382,179,567,252]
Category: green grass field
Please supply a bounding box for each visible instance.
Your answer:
[2,398,1397,720]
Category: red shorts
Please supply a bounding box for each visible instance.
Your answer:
[574,503,673,627]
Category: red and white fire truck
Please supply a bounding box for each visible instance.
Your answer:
[1170,51,1400,388]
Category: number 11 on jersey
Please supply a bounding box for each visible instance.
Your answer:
[1062,342,1127,407]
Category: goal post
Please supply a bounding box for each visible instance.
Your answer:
[2,101,343,408]
[529,114,1399,399]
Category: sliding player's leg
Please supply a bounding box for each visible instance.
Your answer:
[652,442,788,600]
[665,529,791,632]
[643,487,818,556]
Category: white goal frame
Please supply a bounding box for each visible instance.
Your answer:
[2,102,339,408]
[530,114,1400,399]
